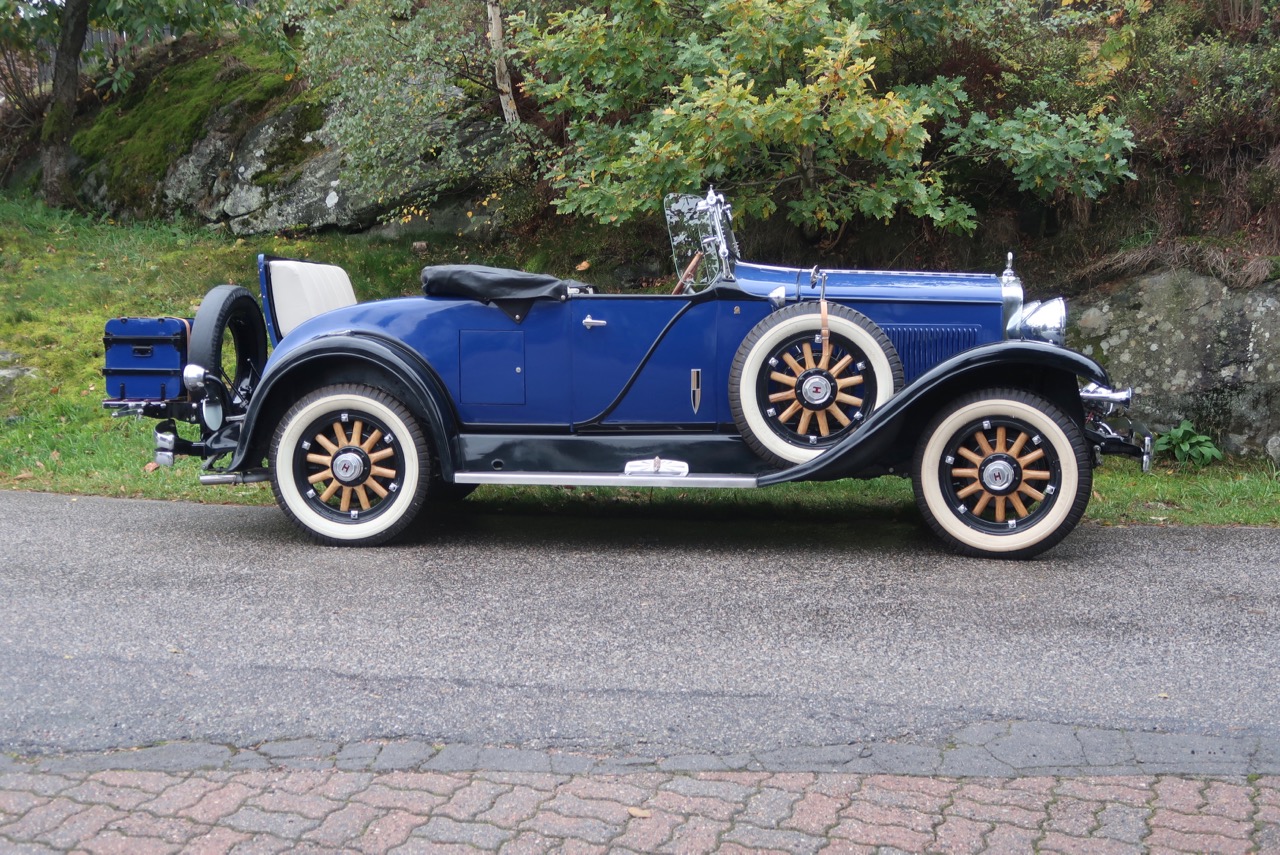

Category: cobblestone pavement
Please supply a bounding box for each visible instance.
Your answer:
[3,733,1280,854]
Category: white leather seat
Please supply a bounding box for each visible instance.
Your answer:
[268,259,357,339]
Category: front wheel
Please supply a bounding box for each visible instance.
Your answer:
[911,389,1092,559]
[269,384,432,546]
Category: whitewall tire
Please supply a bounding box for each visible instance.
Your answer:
[911,389,1092,559]
[729,303,903,467]
[269,384,431,546]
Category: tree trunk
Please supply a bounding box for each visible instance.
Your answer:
[485,0,520,126]
[40,0,91,208]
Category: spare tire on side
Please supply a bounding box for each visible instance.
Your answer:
[729,302,903,467]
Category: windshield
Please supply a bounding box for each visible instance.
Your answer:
[663,189,739,292]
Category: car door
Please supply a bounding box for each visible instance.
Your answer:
[570,294,720,428]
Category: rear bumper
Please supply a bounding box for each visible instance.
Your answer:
[1081,383,1153,472]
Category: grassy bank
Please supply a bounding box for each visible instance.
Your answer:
[2,193,1277,529]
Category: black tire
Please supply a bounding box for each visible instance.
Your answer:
[189,284,268,410]
[269,384,432,546]
[911,388,1092,559]
[729,302,904,467]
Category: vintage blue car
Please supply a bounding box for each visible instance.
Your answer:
[103,189,1149,558]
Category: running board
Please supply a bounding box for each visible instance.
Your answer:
[453,472,759,489]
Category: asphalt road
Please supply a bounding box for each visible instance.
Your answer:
[1,490,1277,759]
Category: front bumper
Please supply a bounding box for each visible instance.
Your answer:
[1080,382,1153,472]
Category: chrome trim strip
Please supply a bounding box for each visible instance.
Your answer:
[199,470,272,486]
[453,472,759,489]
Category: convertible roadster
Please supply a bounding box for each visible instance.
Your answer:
[103,189,1150,558]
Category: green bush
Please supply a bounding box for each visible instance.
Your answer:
[1155,419,1225,466]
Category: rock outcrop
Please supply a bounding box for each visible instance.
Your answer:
[1070,270,1280,461]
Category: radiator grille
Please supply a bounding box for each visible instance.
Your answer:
[883,325,982,384]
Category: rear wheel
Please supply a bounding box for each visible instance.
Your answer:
[269,384,431,546]
[912,388,1092,559]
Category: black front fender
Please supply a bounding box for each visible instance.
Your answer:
[759,341,1111,486]
[222,333,458,476]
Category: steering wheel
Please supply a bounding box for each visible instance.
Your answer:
[671,251,705,295]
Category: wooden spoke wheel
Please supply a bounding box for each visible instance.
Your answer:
[912,389,1092,559]
[729,302,903,467]
[269,384,431,546]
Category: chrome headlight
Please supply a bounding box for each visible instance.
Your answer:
[1015,297,1067,345]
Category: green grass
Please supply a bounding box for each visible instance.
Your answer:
[2,191,1278,529]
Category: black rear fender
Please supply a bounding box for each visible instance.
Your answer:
[225,335,458,478]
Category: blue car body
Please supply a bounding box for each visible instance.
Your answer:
[105,190,1150,558]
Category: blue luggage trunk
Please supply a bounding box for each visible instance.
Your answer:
[102,317,190,402]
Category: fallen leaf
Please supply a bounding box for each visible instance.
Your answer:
[628,808,651,818]
[576,260,591,271]
[1157,692,1170,699]
[14,472,33,481]
[50,450,60,462]
[144,462,160,473]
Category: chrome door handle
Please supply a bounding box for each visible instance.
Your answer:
[582,315,607,329]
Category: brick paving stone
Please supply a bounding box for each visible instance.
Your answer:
[1259,803,1280,824]
[1144,826,1253,855]
[498,829,559,854]
[955,780,1052,811]
[659,815,731,853]
[927,815,989,854]
[609,809,682,851]
[79,830,182,854]
[375,771,466,796]
[948,797,1045,829]
[477,771,566,791]
[359,809,426,855]
[0,796,87,839]
[182,826,253,855]
[1095,803,1148,844]
[856,780,952,814]
[181,782,259,824]
[842,799,939,834]
[0,772,77,797]
[560,777,659,805]
[479,785,551,828]
[248,788,340,820]
[107,811,209,844]
[722,823,825,854]
[352,783,444,813]
[63,778,155,810]
[383,839,474,854]
[1152,777,1206,813]
[413,815,513,848]
[1038,831,1145,854]
[38,802,122,849]
[650,789,741,822]
[766,773,819,793]
[1056,778,1155,807]
[521,809,621,845]
[867,775,958,799]
[668,775,754,802]
[810,775,864,799]
[308,771,374,800]
[302,802,382,846]
[225,833,297,853]
[1150,808,1252,838]
[0,789,47,816]
[222,804,322,838]
[783,791,844,835]
[1203,780,1254,820]
[542,791,634,824]
[436,779,510,820]
[719,843,791,855]
[557,838,610,855]
[142,777,225,814]
[91,770,178,793]
[828,815,933,851]
[983,823,1039,851]
[741,787,801,827]
[815,841,875,854]
[1045,797,1100,835]
[1006,776,1057,794]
